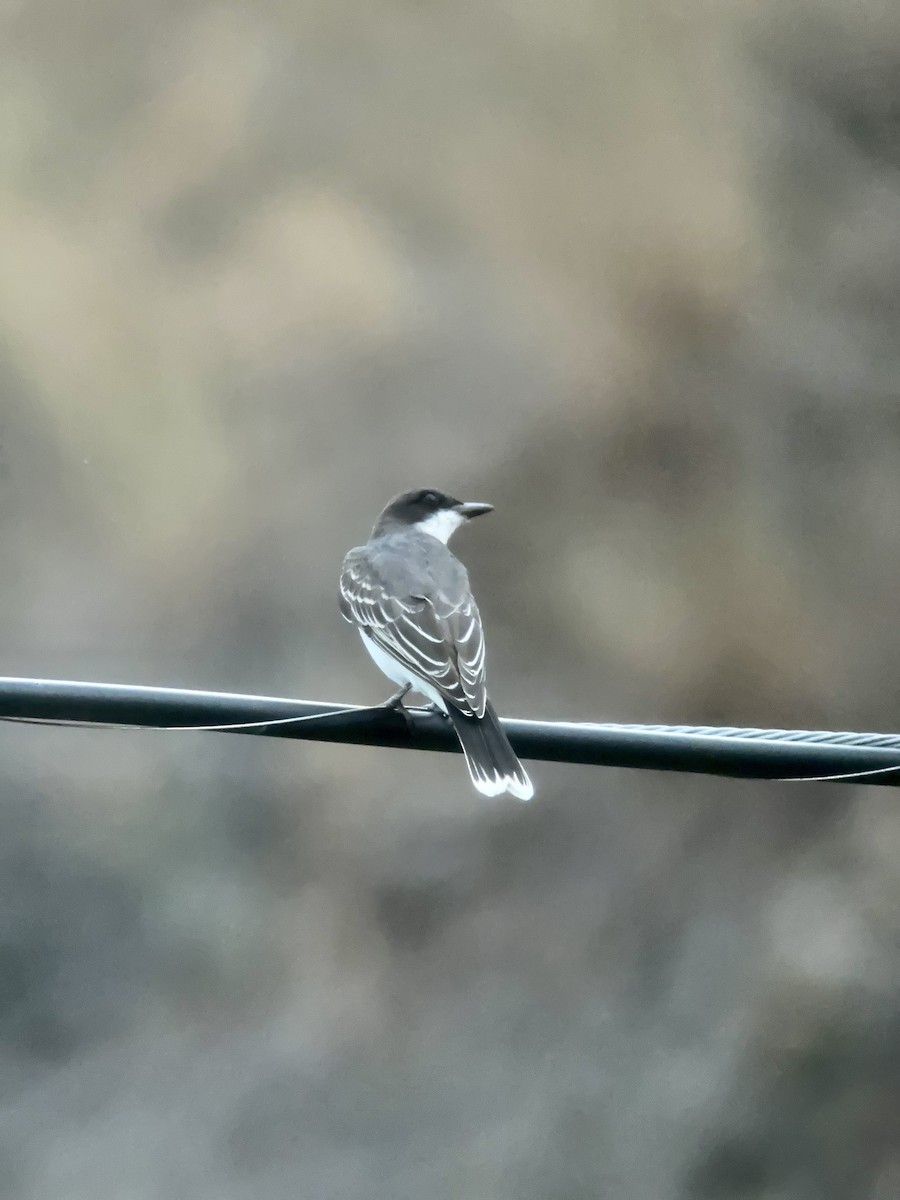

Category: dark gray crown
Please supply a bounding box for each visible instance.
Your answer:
[377,488,462,527]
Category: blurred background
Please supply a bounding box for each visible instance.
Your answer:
[2,0,900,1196]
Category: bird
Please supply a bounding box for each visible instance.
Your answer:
[339,488,533,800]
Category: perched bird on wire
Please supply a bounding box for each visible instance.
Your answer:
[340,488,533,800]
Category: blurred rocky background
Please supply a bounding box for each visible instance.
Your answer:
[1,0,899,1196]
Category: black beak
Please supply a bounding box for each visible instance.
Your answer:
[454,501,494,519]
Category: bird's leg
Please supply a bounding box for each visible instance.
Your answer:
[425,702,449,720]
[380,683,412,711]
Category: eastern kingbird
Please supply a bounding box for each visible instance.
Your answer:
[340,488,533,800]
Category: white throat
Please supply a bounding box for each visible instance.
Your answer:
[416,509,465,544]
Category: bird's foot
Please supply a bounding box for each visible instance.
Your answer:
[379,683,415,730]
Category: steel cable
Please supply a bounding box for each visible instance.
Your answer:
[1,676,899,786]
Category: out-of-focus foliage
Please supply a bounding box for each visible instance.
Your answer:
[2,1,900,1196]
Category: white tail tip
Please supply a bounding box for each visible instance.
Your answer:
[469,764,534,801]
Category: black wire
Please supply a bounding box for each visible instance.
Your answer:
[1,675,899,786]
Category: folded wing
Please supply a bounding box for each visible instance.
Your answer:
[340,546,486,717]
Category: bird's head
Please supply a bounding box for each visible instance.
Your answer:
[373,488,494,543]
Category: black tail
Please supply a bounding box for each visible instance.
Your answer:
[445,701,533,800]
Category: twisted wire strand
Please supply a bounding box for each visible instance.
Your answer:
[605,723,900,751]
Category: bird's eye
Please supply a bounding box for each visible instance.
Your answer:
[423,491,437,504]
